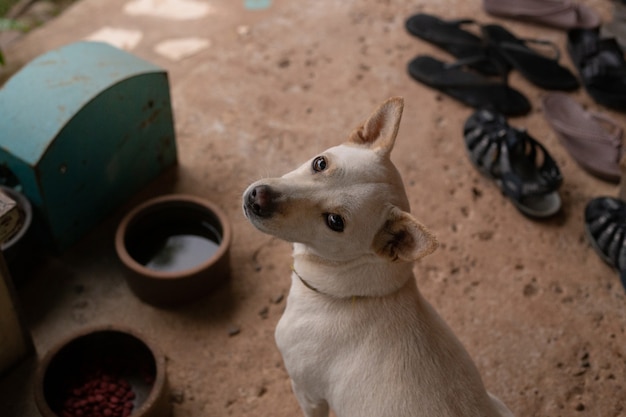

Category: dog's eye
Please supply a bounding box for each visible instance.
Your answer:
[312,156,327,172]
[325,213,344,232]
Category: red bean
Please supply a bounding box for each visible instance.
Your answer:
[57,371,136,417]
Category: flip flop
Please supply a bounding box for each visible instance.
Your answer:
[482,24,579,91]
[568,28,626,111]
[464,108,562,218]
[542,93,623,182]
[408,55,531,116]
[483,0,601,30]
[405,13,508,76]
[585,196,626,290]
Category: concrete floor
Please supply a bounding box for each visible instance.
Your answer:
[1,0,625,416]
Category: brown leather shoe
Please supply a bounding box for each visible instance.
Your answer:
[542,92,623,182]
[483,0,601,30]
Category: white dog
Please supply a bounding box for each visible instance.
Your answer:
[243,97,514,417]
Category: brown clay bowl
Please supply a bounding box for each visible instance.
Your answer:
[34,325,171,417]
[115,194,231,307]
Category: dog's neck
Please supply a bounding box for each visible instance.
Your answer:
[292,244,415,299]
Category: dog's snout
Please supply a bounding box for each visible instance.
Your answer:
[246,184,276,218]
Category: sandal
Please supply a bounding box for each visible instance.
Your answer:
[482,24,579,90]
[567,28,626,111]
[542,92,623,182]
[405,13,508,76]
[585,196,626,290]
[463,108,563,218]
[483,0,601,30]
[408,55,531,116]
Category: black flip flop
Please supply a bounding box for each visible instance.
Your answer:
[568,28,626,111]
[482,24,579,91]
[408,55,531,116]
[585,196,626,290]
[405,13,508,76]
[464,109,563,218]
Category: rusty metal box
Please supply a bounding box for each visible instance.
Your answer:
[0,41,177,251]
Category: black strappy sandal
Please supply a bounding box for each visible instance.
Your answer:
[481,24,579,91]
[585,196,626,290]
[405,13,509,76]
[463,109,563,218]
[568,28,626,111]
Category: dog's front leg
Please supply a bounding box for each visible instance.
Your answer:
[291,380,329,417]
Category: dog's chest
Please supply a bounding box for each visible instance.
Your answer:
[274,293,363,384]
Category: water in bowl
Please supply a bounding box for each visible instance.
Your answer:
[139,221,221,273]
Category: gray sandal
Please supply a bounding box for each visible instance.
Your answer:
[542,92,623,183]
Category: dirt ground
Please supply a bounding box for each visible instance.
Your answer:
[1,0,625,416]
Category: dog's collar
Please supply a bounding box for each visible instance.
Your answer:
[291,264,363,302]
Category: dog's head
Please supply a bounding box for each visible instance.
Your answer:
[243,97,437,263]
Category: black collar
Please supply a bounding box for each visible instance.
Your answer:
[291,265,364,301]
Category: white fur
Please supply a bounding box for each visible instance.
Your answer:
[243,97,514,417]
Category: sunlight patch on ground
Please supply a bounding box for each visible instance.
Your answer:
[123,0,213,20]
[154,37,210,61]
[84,27,143,50]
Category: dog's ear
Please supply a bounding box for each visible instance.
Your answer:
[348,97,404,155]
[372,206,438,262]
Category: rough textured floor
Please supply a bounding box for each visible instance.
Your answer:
[1,0,625,416]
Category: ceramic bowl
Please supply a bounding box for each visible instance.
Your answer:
[115,194,231,307]
[34,325,170,417]
[0,185,36,283]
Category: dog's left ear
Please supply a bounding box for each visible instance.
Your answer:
[348,97,404,156]
[372,206,438,262]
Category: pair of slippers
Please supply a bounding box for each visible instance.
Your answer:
[543,92,624,182]
[568,27,626,111]
[464,108,563,218]
[406,14,579,116]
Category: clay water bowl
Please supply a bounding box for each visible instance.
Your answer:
[115,194,231,307]
[34,325,170,417]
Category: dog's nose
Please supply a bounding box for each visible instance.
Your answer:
[246,184,276,218]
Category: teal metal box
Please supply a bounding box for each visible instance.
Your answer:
[0,41,177,251]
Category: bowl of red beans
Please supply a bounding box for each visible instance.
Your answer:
[34,325,171,417]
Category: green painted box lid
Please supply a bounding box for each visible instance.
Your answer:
[0,41,178,251]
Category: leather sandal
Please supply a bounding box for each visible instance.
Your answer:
[542,92,623,182]
[464,109,562,218]
[483,0,601,30]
